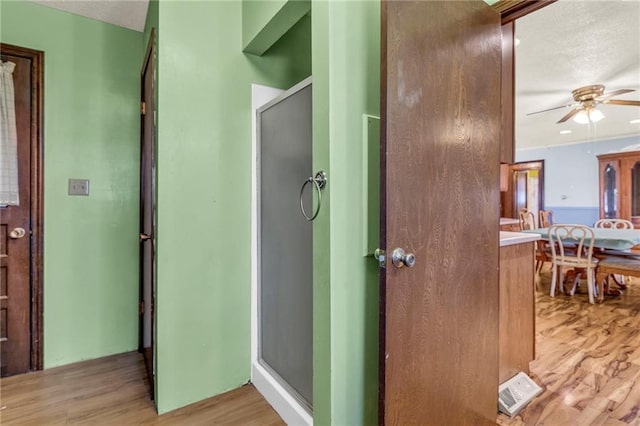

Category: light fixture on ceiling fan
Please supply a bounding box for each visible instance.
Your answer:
[527,84,640,124]
[573,105,605,124]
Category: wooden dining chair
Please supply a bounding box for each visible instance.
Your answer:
[548,224,598,304]
[539,210,553,228]
[594,218,634,288]
[519,209,536,231]
[595,255,640,303]
[594,219,634,229]
[535,210,554,273]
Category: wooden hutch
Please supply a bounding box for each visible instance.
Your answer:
[597,150,640,228]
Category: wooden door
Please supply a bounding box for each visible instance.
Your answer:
[380,2,501,424]
[139,34,156,399]
[0,44,43,377]
[514,170,528,214]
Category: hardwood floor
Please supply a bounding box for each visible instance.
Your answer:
[0,352,284,425]
[4,270,640,425]
[498,269,640,425]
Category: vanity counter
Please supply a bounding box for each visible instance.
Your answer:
[499,232,537,383]
[500,231,540,247]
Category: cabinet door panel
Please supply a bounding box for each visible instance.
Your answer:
[599,160,620,220]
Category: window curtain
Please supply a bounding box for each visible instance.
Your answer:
[0,60,19,206]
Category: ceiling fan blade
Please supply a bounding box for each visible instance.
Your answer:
[518,89,568,97]
[602,99,640,106]
[526,103,576,116]
[557,108,582,124]
[596,89,636,101]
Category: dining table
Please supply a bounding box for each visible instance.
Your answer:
[522,226,640,302]
[522,227,640,251]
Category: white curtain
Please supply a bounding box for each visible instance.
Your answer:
[0,60,19,206]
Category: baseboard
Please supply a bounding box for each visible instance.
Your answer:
[252,362,312,425]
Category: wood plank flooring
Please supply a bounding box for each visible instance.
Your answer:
[0,352,284,425]
[3,269,640,425]
[498,270,640,425]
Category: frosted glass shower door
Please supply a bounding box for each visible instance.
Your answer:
[257,78,312,410]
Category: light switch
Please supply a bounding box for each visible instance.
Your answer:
[68,179,89,196]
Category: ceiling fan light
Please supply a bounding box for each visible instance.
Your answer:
[589,108,605,122]
[573,110,590,124]
[572,108,605,124]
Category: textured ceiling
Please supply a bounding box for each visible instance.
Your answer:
[29,0,149,32]
[516,1,640,149]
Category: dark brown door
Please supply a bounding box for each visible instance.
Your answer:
[139,35,156,399]
[0,45,43,377]
[381,2,501,424]
[514,170,528,214]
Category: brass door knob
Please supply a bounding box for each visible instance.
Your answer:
[9,228,26,239]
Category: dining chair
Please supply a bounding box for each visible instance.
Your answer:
[535,210,554,273]
[539,210,553,228]
[535,240,552,275]
[594,218,634,288]
[519,210,536,231]
[595,255,640,303]
[594,218,634,229]
[548,224,598,304]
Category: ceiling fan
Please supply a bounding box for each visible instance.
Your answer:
[527,84,640,124]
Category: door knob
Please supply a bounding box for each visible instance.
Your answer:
[392,248,416,268]
[139,233,152,242]
[9,228,26,239]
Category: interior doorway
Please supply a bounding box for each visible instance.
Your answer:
[0,43,44,377]
[501,161,545,223]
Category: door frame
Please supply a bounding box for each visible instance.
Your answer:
[138,30,156,399]
[377,0,555,422]
[506,160,546,219]
[0,43,45,372]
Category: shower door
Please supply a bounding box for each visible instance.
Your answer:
[258,78,313,410]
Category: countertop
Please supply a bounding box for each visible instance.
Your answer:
[500,217,520,226]
[499,231,540,247]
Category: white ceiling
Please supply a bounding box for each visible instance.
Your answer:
[515,0,640,149]
[29,0,149,32]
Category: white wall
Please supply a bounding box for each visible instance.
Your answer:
[516,135,640,225]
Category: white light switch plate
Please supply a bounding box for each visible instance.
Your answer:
[68,179,89,196]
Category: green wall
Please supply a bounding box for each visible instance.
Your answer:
[312,1,381,424]
[242,0,310,55]
[154,1,310,414]
[1,1,143,367]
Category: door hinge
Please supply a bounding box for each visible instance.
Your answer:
[139,301,145,315]
[141,101,146,115]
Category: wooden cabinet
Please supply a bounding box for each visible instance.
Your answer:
[500,163,509,192]
[597,151,640,227]
[499,240,536,383]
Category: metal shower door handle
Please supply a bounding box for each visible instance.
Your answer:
[299,170,327,221]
